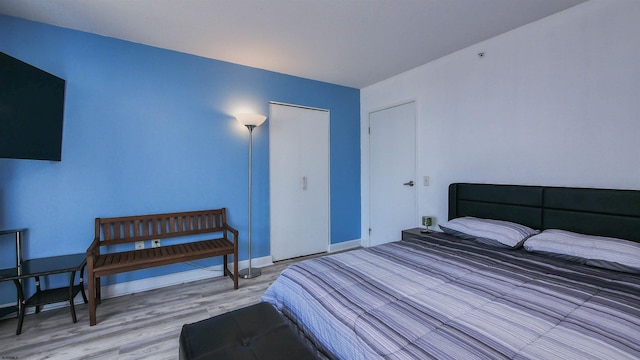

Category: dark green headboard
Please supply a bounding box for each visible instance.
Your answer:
[449,183,640,242]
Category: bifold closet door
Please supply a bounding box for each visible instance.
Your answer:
[270,103,330,261]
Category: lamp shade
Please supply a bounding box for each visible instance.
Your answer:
[235,113,267,127]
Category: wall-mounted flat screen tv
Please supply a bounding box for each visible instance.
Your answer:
[0,52,66,161]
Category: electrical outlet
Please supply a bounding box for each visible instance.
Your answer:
[152,239,161,248]
[135,241,144,250]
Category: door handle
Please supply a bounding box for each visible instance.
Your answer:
[403,180,414,187]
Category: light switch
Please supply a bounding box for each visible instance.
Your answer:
[423,176,430,186]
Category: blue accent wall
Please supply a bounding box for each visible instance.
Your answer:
[0,15,360,302]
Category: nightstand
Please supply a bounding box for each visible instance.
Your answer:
[402,227,435,241]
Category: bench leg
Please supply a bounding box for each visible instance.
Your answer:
[88,272,97,326]
[223,254,238,289]
[96,276,102,304]
[233,253,238,290]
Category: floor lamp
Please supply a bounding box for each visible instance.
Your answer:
[236,113,267,279]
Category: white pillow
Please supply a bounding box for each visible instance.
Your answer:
[524,229,640,273]
[439,216,538,249]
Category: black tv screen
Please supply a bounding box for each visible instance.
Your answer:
[0,52,66,161]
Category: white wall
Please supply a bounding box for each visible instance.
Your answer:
[361,0,640,237]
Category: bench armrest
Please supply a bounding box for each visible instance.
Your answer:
[86,238,101,258]
[223,223,239,244]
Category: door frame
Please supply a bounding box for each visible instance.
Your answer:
[362,99,419,247]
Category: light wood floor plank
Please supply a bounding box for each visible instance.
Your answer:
[0,255,310,359]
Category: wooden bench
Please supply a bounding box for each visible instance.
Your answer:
[86,208,239,326]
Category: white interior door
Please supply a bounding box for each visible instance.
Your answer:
[270,103,330,261]
[369,102,417,246]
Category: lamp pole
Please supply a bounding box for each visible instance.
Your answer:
[239,124,261,278]
[235,113,266,279]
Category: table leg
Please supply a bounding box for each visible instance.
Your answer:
[79,264,88,304]
[15,230,24,317]
[12,279,25,335]
[34,276,42,313]
[69,270,77,323]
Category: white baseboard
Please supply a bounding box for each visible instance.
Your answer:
[329,238,361,253]
[101,255,273,299]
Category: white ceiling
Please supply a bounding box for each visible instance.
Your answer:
[0,0,587,89]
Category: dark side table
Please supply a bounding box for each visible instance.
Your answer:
[401,227,434,240]
[0,228,26,319]
[0,253,88,335]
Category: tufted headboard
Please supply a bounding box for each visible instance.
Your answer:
[448,183,640,243]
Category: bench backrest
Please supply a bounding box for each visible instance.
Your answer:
[95,208,229,245]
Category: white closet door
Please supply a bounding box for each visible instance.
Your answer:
[270,103,330,261]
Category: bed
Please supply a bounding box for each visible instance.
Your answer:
[261,183,640,359]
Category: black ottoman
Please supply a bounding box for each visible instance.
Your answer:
[179,302,318,360]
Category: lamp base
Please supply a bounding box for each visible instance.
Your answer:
[239,267,262,279]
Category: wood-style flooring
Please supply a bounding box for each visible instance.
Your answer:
[0,256,310,359]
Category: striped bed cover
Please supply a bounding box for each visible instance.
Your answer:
[261,232,640,359]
